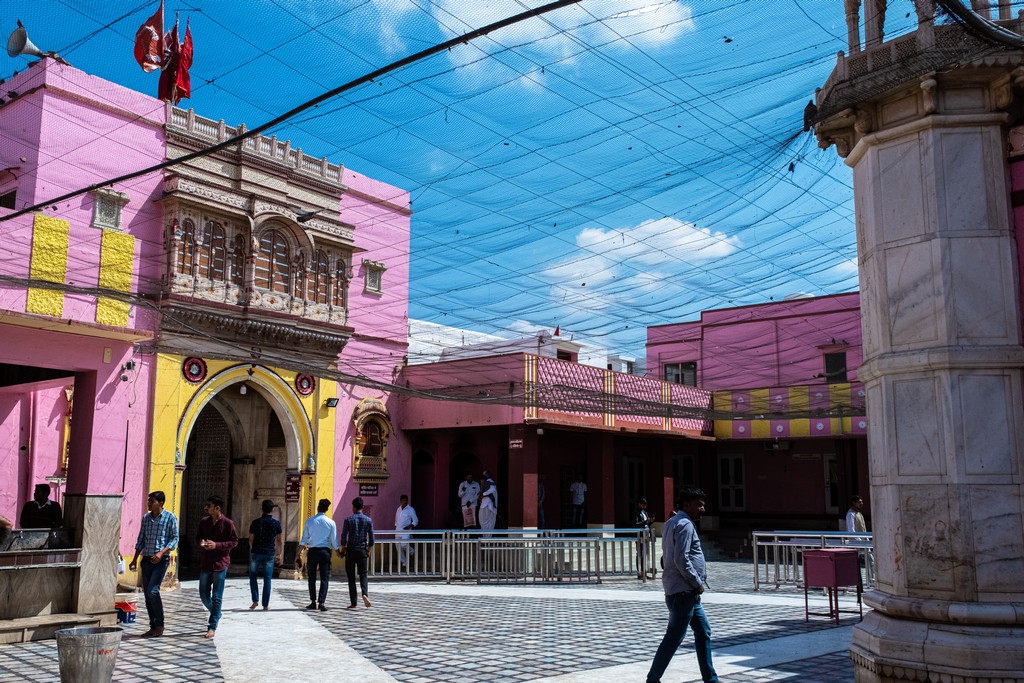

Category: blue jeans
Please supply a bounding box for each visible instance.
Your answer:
[647,591,718,683]
[198,568,227,631]
[249,553,275,607]
[140,555,170,628]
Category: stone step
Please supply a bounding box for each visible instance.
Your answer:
[0,611,118,644]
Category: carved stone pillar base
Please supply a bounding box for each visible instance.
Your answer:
[852,608,1024,683]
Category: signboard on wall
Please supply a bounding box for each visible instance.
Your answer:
[285,475,302,502]
[359,483,379,497]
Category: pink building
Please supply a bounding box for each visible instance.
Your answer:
[647,293,869,538]
[0,58,411,625]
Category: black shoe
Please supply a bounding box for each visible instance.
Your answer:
[306,602,317,609]
[318,604,328,611]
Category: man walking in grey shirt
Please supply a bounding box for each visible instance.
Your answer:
[646,487,718,683]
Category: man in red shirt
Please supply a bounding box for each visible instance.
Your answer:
[197,495,238,638]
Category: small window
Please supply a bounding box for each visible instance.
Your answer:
[556,350,574,362]
[664,361,697,386]
[823,352,848,383]
[267,411,285,448]
[90,188,130,231]
[0,189,15,209]
[363,259,386,294]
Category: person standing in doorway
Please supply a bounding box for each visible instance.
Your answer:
[479,471,498,533]
[248,499,283,610]
[20,483,63,528]
[300,498,338,611]
[646,487,718,683]
[394,495,418,571]
[457,473,480,529]
[569,475,588,527]
[129,491,178,638]
[634,497,655,579]
[197,495,238,639]
[340,497,375,609]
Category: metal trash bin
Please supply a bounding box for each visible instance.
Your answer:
[55,626,123,683]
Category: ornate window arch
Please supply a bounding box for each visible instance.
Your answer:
[198,220,227,282]
[177,218,198,276]
[311,249,331,305]
[352,398,391,482]
[332,255,349,309]
[254,228,291,294]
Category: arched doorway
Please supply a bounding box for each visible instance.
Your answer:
[178,383,299,575]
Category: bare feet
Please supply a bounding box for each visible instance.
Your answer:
[250,602,258,610]
[204,630,216,639]
[141,627,164,638]
[362,594,372,608]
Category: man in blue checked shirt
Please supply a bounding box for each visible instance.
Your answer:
[300,498,338,611]
[340,497,374,609]
[128,491,179,638]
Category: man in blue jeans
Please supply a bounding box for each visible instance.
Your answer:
[646,487,718,683]
[248,499,283,610]
[197,495,238,639]
[129,491,178,638]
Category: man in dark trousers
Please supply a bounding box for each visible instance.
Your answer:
[340,497,375,609]
[646,487,718,683]
[248,499,283,610]
[20,483,62,528]
[128,491,178,638]
[196,495,238,639]
[300,498,338,611]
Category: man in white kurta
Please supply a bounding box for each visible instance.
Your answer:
[457,474,481,529]
[479,473,498,533]
[394,495,419,570]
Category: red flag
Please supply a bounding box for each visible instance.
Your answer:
[133,0,164,73]
[554,325,560,336]
[158,15,192,105]
[176,20,193,101]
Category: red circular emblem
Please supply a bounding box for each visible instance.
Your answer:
[295,373,315,396]
[182,357,207,383]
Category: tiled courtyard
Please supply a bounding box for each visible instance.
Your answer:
[0,560,860,682]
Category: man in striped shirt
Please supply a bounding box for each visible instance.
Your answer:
[340,497,374,609]
[128,491,179,638]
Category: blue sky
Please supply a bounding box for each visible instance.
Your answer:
[2,1,925,359]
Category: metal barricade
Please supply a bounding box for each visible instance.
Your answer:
[752,530,874,591]
[367,528,655,584]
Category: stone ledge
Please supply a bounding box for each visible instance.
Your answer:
[0,611,117,644]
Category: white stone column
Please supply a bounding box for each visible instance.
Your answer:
[822,74,1024,682]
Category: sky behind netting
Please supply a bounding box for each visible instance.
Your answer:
[2,0,928,359]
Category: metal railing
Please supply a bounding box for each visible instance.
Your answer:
[367,529,658,584]
[751,530,874,591]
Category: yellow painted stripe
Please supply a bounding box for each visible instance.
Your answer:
[96,230,135,326]
[750,419,770,439]
[790,418,810,437]
[26,214,69,317]
[830,383,851,408]
[748,388,769,414]
[714,420,732,438]
[789,385,809,413]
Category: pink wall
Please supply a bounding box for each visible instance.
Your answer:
[647,293,862,391]
[330,169,413,519]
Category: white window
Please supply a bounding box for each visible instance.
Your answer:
[363,259,386,294]
[90,188,130,231]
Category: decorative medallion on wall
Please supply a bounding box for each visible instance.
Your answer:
[182,357,208,383]
[295,373,316,396]
[351,397,392,483]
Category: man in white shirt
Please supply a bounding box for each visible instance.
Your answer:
[394,495,419,570]
[457,473,480,529]
[845,494,874,585]
[570,475,588,527]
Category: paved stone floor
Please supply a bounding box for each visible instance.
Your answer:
[0,560,860,682]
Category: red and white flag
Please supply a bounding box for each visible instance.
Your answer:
[133,0,164,73]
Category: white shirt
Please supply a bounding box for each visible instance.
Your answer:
[480,481,498,511]
[458,481,480,507]
[846,509,866,533]
[395,504,419,540]
[570,481,587,505]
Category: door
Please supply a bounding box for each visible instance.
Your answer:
[824,454,840,516]
[718,454,745,512]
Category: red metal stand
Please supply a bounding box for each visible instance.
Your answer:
[803,548,863,623]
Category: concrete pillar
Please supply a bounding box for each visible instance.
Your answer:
[817,64,1024,682]
[589,433,615,527]
[64,494,122,615]
[507,425,538,528]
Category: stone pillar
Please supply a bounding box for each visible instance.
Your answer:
[588,433,615,527]
[64,494,123,615]
[817,64,1024,682]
